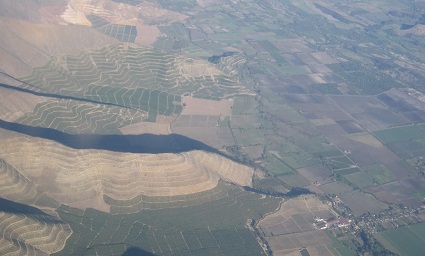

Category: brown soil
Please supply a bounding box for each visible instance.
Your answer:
[181,96,233,116]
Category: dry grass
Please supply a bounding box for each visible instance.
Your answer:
[345,132,384,148]
[119,121,170,135]
[181,97,233,116]
[0,16,118,77]
[62,0,187,26]
[0,88,48,122]
[176,58,223,78]
[0,132,253,212]
[0,212,72,255]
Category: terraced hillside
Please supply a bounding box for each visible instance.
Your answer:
[0,87,49,122]
[0,159,59,210]
[16,99,147,134]
[14,44,247,122]
[0,185,71,256]
[55,179,280,256]
[0,208,72,256]
[0,131,254,212]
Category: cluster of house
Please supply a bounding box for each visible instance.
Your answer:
[313,216,351,230]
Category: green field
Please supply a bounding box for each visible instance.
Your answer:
[55,182,281,256]
[16,99,147,134]
[375,222,425,256]
[231,96,258,115]
[17,44,246,120]
[263,153,295,176]
[344,171,375,189]
[258,40,287,65]
[361,164,396,185]
[373,125,425,145]
[334,167,361,176]
[326,155,355,170]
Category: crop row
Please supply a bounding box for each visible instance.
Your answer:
[16,99,147,134]
[105,181,231,214]
[2,138,250,207]
[55,183,280,255]
[19,44,243,107]
[0,212,72,255]
[0,159,59,209]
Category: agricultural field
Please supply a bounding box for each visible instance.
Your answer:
[56,182,280,256]
[0,130,255,211]
[375,222,425,256]
[339,191,388,216]
[2,0,425,255]
[257,195,354,256]
[15,44,248,120]
[16,99,147,134]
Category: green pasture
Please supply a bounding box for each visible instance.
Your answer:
[375,222,425,256]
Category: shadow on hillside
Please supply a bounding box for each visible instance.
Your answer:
[0,197,63,224]
[0,119,223,155]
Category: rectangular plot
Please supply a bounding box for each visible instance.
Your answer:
[104,25,112,35]
[149,90,160,111]
[187,247,222,256]
[157,91,169,114]
[344,171,375,189]
[310,245,335,256]
[386,139,425,159]
[381,228,425,256]
[164,94,175,116]
[125,222,145,245]
[130,26,137,36]
[291,214,313,232]
[124,25,132,34]
[373,125,425,144]
[409,222,425,239]
[122,33,131,43]
[319,182,353,195]
[116,25,125,34]
[128,88,144,108]
[268,223,288,236]
[211,229,244,247]
[76,229,98,249]
[335,167,361,176]
[154,233,172,254]
[235,228,256,244]
[140,89,150,110]
[282,218,303,233]
[92,217,120,244]
[111,219,133,242]
[137,229,161,254]
[182,231,202,251]
[221,243,263,255]
[110,25,118,37]
[165,232,190,253]
[194,229,217,248]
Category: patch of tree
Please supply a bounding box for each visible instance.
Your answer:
[208,52,236,64]
[111,0,143,6]
[354,230,399,256]
[313,3,350,24]
[243,186,312,198]
[400,13,425,30]
[224,145,257,167]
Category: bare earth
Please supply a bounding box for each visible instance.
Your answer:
[181,96,233,116]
